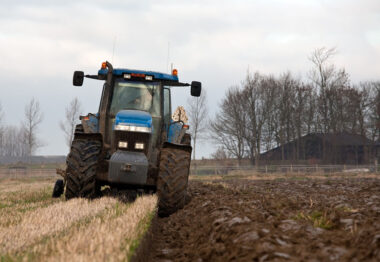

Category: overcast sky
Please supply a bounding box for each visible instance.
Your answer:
[0,0,379,158]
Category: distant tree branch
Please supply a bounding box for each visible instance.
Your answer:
[60,97,83,148]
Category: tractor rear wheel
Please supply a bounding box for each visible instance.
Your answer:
[65,139,101,200]
[157,147,191,217]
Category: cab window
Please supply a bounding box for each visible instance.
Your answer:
[163,88,171,127]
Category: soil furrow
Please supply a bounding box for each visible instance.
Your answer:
[149,178,380,261]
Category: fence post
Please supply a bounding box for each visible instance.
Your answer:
[265,165,268,174]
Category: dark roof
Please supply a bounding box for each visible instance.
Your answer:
[310,132,373,146]
[261,132,375,157]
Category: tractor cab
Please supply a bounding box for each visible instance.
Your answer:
[73,61,200,149]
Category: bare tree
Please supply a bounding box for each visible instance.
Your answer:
[376,84,380,141]
[242,72,277,166]
[209,48,380,165]
[211,146,229,160]
[0,102,3,124]
[60,98,83,148]
[210,87,246,164]
[187,90,208,160]
[0,102,4,154]
[309,47,349,133]
[309,47,339,90]
[1,125,28,156]
[22,98,44,155]
[363,81,380,142]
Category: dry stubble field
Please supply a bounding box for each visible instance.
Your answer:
[0,176,157,261]
[1,172,380,262]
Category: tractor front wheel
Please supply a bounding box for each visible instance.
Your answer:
[65,139,101,200]
[157,147,191,217]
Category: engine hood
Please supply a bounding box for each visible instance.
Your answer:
[114,110,152,129]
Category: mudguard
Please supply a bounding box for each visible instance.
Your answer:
[73,132,103,142]
[162,141,192,154]
[81,114,99,133]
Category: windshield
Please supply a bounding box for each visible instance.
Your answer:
[110,80,161,117]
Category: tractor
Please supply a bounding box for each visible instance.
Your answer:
[53,61,201,216]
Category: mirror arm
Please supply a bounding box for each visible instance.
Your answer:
[85,74,101,80]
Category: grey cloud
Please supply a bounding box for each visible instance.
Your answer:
[0,0,379,157]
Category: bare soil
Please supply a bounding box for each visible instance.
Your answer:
[149,177,380,261]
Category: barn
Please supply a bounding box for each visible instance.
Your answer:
[261,133,377,165]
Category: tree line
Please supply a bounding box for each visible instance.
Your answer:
[1,48,379,162]
[0,98,43,157]
[0,97,82,157]
[210,48,380,165]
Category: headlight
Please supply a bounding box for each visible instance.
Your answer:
[115,125,151,133]
[135,143,144,150]
[118,141,128,148]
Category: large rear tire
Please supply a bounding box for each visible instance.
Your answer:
[157,147,191,217]
[65,139,101,200]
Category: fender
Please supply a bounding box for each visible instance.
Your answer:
[80,113,99,133]
[162,141,192,154]
[73,132,103,143]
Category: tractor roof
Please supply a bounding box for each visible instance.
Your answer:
[98,68,179,82]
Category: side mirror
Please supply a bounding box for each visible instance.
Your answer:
[191,81,202,97]
[73,71,84,86]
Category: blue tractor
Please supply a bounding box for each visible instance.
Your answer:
[53,61,201,216]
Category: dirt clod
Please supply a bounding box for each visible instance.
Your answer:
[149,178,380,261]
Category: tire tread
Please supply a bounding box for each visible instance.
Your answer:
[65,139,101,200]
[157,148,191,217]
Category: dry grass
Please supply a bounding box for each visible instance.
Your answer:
[0,197,118,253]
[38,195,157,262]
[0,179,60,227]
[190,174,223,181]
[0,179,54,194]
[295,210,335,230]
[0,178,157,261]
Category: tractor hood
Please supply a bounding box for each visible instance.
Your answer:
[114,110,152,130]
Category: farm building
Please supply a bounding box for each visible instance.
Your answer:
[261,133,378,165]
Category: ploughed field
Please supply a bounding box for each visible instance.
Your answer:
[150,176,380,262]
[1,173,380,261]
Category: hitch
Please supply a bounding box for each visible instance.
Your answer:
[56,168,66,179]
